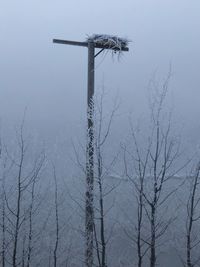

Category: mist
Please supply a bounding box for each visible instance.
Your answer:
[0,1,200,266]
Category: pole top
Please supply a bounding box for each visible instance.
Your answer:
[86,34,129,52]
[53,34,130,52]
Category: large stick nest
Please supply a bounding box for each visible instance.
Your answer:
[87,34,129,52]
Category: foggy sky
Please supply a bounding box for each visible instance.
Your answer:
[0,0,200,146]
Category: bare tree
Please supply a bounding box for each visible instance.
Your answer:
[53,164,59,267]
[0,121,45,267]
[1,179,6,267]
[26,169,44,267]
[123,127,150,267]
[11,123,27,267]
[185,162,200,267]
[124,72,186,267]
[0,138,7,267]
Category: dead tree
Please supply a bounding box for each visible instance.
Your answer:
[12,123,27,267]
[2,121,45,267]
[124,72,186,267]
[1,156,13,267]
[26,180,35,267]
[26,168,43,267]
[185,163,200,267]
[123,127,150,267]
[1,180,6,267]
[0,139,7,267]
[53,164,59,267]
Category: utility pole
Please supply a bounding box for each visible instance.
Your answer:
[53,35,129,267]
[86,40,95,267]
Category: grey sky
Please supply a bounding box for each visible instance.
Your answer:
[0,0,200,143]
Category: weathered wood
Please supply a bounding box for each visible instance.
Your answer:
[53,39,129,51]
[53,36,128,267]
[53,39,88,47]
[85,41,95,267]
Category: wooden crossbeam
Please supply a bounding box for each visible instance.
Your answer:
[53,39,129,51]
[53,39,88,47]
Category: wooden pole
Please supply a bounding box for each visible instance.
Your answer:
[53,37,128,267]
[85,41,95,267]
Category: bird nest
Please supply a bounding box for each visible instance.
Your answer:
[86,34,129,53]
